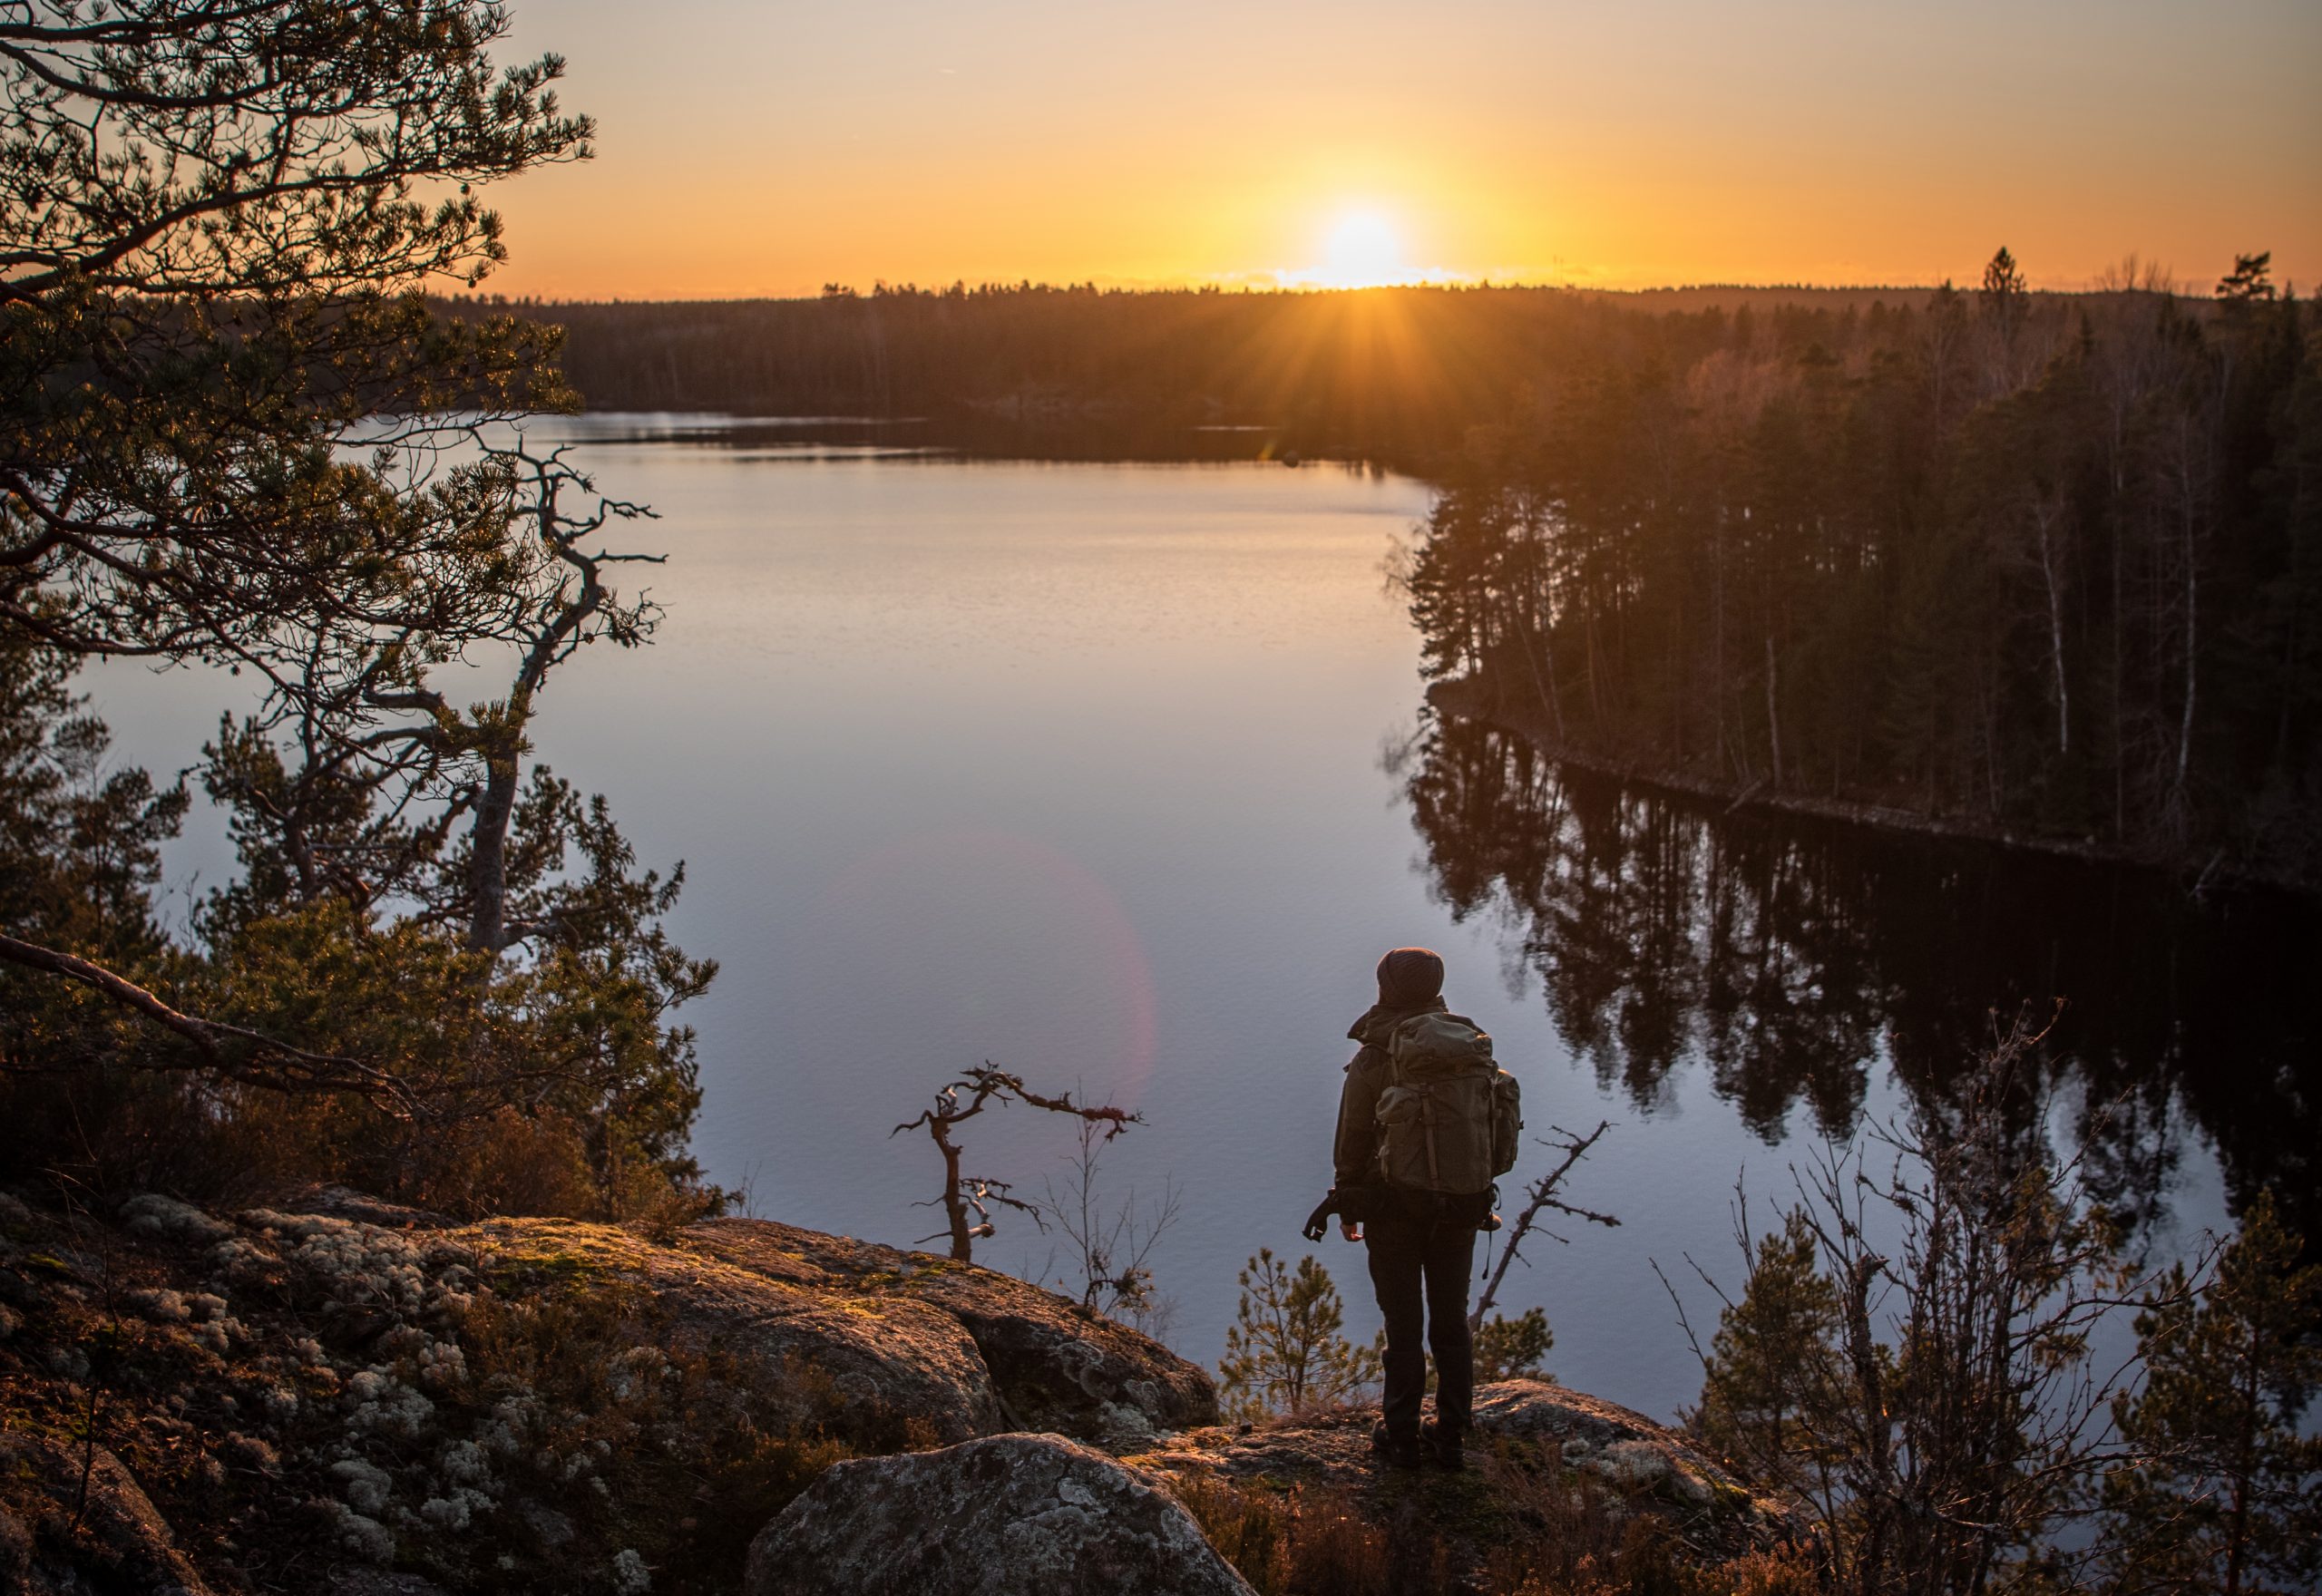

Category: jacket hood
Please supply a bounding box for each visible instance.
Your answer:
[1347,996,1449,1047]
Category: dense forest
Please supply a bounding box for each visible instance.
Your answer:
[459,282,1923,465]
[1399,254,2320,881]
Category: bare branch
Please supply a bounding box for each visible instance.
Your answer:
[0,928,410,1110]
[1472,1119,1618,1330]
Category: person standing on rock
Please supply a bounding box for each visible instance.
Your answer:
[1324,946,1521,1472]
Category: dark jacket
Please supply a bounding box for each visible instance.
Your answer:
[1332,997,1449,1188]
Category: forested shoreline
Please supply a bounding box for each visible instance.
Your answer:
[1396,255,2320,884]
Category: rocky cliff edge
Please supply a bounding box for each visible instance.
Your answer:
[0,1186,1211,1594]
[0,1187,1812,1595]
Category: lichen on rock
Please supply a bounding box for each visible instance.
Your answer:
[0,1187,1224,1593]
[681,1219,1217,1444]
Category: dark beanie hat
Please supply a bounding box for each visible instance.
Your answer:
[1376,946,1446,1008]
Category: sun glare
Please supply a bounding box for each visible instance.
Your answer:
[1314,209,1409,288]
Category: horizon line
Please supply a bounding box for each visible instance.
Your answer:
[442,276,2265,309]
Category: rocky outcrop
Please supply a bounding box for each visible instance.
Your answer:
[463,1215,1010,1445]
[0,1187,1215,1595]
[1471,1379,1802,1543]
[1136,1378,1815,1575]
[742,1433,1255,1596]
[2,1184,1812,1595]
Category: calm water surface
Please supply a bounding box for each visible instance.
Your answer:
[90,415,2315,1423]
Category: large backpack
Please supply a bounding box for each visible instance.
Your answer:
[1372,1010,1523,1195]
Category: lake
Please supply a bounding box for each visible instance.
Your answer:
[87,414,2318,1425]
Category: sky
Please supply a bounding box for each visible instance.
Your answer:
[485,0,2322,301]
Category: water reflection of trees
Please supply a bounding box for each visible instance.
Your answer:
[1400,714,2320,1237]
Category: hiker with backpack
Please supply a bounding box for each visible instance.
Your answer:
[1306,946,1520,1472]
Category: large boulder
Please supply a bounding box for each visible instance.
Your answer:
[460,1216,1007,1445]
[1472,1379,1793,1524]
[742,1433,1255,1596]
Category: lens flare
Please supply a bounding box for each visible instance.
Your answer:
[805,828,1161,1108]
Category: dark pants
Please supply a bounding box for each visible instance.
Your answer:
[1365,1201,1478,1443]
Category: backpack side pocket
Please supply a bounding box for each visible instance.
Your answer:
[1489,1070,1524,1178]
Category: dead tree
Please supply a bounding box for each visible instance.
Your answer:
[892,1065,1140,1262]
[1471,1120,1620,1332]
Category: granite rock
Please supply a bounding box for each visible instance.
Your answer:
[744,1433,1255,1596]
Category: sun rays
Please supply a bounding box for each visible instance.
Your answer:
[1278,206,1452,290]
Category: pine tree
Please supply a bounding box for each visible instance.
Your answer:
[1683,1210,1851,1513]
[1216,1250,1380,1421]
[2099,1192,2322,1596]
[1475,1307,1554,1382]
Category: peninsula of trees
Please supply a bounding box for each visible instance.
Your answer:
[1399,253,2318,882]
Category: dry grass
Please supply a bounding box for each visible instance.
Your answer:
[1170,1461,1824,1596]
[1169,1473,1392,1596]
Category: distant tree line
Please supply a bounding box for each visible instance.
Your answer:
[1399,251,2320,881]
[456,282,1917,467]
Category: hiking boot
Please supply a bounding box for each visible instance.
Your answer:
[1421,1419,1466,1472]
[1370,1419,1422,1471]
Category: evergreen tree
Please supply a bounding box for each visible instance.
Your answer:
[2099,1192,2322,1596]
[0,2,718,1218]
[1474,1307,1554,1382]
[1217,1250,1380,1421]
[1684,1210,1851,1532]
[1981,246,2030,326]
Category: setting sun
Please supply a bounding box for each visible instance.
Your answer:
[1313,209,1411,287]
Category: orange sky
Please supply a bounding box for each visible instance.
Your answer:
[486,0,2322,301]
